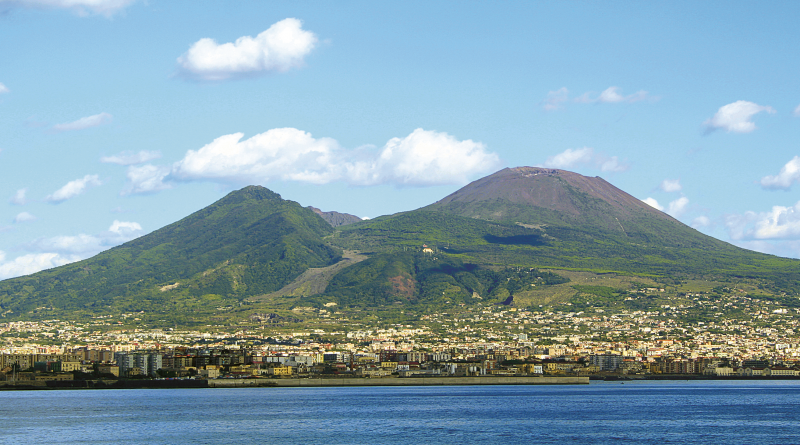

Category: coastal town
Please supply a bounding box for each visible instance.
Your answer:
[3,285,800,386]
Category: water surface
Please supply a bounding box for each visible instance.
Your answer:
[1,380,799,444]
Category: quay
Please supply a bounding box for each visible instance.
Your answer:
[208,376,589,387]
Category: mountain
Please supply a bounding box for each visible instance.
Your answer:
[424,166,713,248]
[0,167,798,324]
[325,167,799,305]
[307,207,362,227]
[0,186,341,321]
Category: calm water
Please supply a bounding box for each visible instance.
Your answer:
[1,380,799,444]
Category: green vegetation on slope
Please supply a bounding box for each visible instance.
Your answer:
[312,249,569,309]
[0,186,341,319]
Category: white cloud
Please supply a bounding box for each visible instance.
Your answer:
[52,112,112,132]
[13,212,36,223]
[660,179,682,193]
[597,87,626,103]
[29,220,142,254]
[794,104,800,117]
[539,147,629,172]
[667,197,689,218]
[760,156,800,190]
[543,87,569,111]
[177,18,318,81]
[108,220,141,235]
[751,202,800,239]
[10,188,26,205]
[643,197,663,211]
[46,174,101,203]
[0,82,8,94]
[172,128,339,184]
[726,201,800,242]
[122,164,172,195]
[0,0,135,16]
[170,127,499,188]
[692,215,711,229]
[0,252,81,280]
[348,129,500,186]
[704,100,775,134]
[1,219,144,279]
[542,147,593,169]
[32,234,103,254]
[101,150,161,165]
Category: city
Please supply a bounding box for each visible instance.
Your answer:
[3,285,800,386]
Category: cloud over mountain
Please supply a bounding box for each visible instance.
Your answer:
[125,128,499,193]
[539,147,628,172]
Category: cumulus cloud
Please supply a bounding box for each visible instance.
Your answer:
[31,233,103,254]
[0,219,144,279]
[704,100,775,134]
[750,203,800,239]
[0,82,8,94]
[46,174,101,203]
[13,212,36,223]
[116,128,498,194]
[355,129,500,186]
[0,252,81,280]
[667,197,689,218]
[177,18,318,81]
[643,197,663,211]
[541,147,593,169]
[726,201,800,241]
[167,127,499,188]
[52,112,112,132]
[539,147,629,172]
[760,156,800,190]
[0,0,135,16]
[122,164,171,195]
[660,179,682,193]
[10,188,26,205]
[543,87,569,111]
[101,150,161,165]
[108,219,141,235]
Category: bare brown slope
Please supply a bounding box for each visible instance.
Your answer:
[432,167,673,222]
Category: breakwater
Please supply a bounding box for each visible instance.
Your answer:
[207,376,588,387]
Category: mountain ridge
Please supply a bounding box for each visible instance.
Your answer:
[0,167,797,325]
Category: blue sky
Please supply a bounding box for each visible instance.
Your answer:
[2,0,800,279]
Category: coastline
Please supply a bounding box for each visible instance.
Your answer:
[7,374,800,390]
[0,376,588,390]
[208,376,589,387]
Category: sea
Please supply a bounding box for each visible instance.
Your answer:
[1,380,799,444]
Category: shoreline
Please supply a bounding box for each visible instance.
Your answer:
[5,374,800,390]
[208,376,589,387]
[0,376,588,390]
